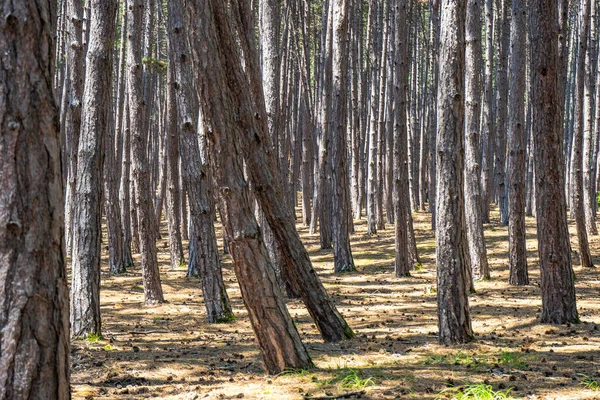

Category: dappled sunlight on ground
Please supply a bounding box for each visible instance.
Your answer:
[71,203,600,399]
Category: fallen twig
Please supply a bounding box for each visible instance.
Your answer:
[304,390,366,400]
[128,330,170,335]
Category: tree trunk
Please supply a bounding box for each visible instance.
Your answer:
[0,0,70,396]
[393,0,410,277]
[166,0,233,322]
[506,0,529,285]
[435,0,474,344]
[495,0,510,225]
[64,0,85,252]
[71,0,119,338]
[127,0,164,304]
[570,0,594,269]
[165,60,185,270]
[330,0,355,273]
[529,0,579,324]
[464,0,490,281]
[186,0,314,374]
[582,0,598,236]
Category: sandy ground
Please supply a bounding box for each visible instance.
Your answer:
[71,206,600,400]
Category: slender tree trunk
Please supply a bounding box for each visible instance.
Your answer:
[127,0,164,304]
[495,0,510,225]
[330,0,355,273]
[393,0,410,277]
[481,0,495,222]
[582,0,598,236]
[570,0,594,269]
[165,61,185,270]
[0,0,70,396]
[115,7,133,269]
[507,0,529,285]
[436,0,474,344]
[65,0,85,252]
[71,0,119,338]
[166,0,233,322]
[465,0,490,280]
[529,0,579,324]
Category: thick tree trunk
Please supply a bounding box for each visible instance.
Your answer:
[570,0,594,269]
[464,0,490,281]
[226,0,355,341]
[507,0,529,285]
[127,0,164,304]
[529,0,579,324]
[71,0,119,338]
[436,0,474,344]
[0,0,70,396]
[186,0,314,374]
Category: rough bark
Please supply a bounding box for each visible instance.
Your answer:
[330,0,356,273]
[529,0,579,324]
[166,0,233,322]
[507,0,529,285]
[165,61,185,270]
[465,0,490,281]
[127,0,164,304]
[481,0,495,222]
[570,0,594,269]
[186,0,314,374]
[436,0,474,344]
[64,0,85,252]
[393,0,410,277]
[0,0,71,396]
[71,0,119,338]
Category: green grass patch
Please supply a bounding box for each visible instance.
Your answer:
[436,383,514,399]
[579,374,600,391]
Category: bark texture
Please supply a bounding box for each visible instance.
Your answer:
[71,0,119,337]
[0,0,70,397]
[529,0,579,324]
[127,0,164,304]
[507,0,529,285]
[435,0,474,344]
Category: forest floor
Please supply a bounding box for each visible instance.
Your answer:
[71,205,600,400]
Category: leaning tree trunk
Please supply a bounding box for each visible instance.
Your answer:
[126,0,164,304]
[506,0,529,285]
[464,0,490,281]
[529,0,579,324]
[71,0,119,338]
[167,0,233,323]
[0,0,70,397]
[570,0,594,269]
[224,0,355,342]
[435,0,474,344]
[186,0,314,374]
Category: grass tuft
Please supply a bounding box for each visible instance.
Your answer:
[579,374,600,391]
[437,383,513,399]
